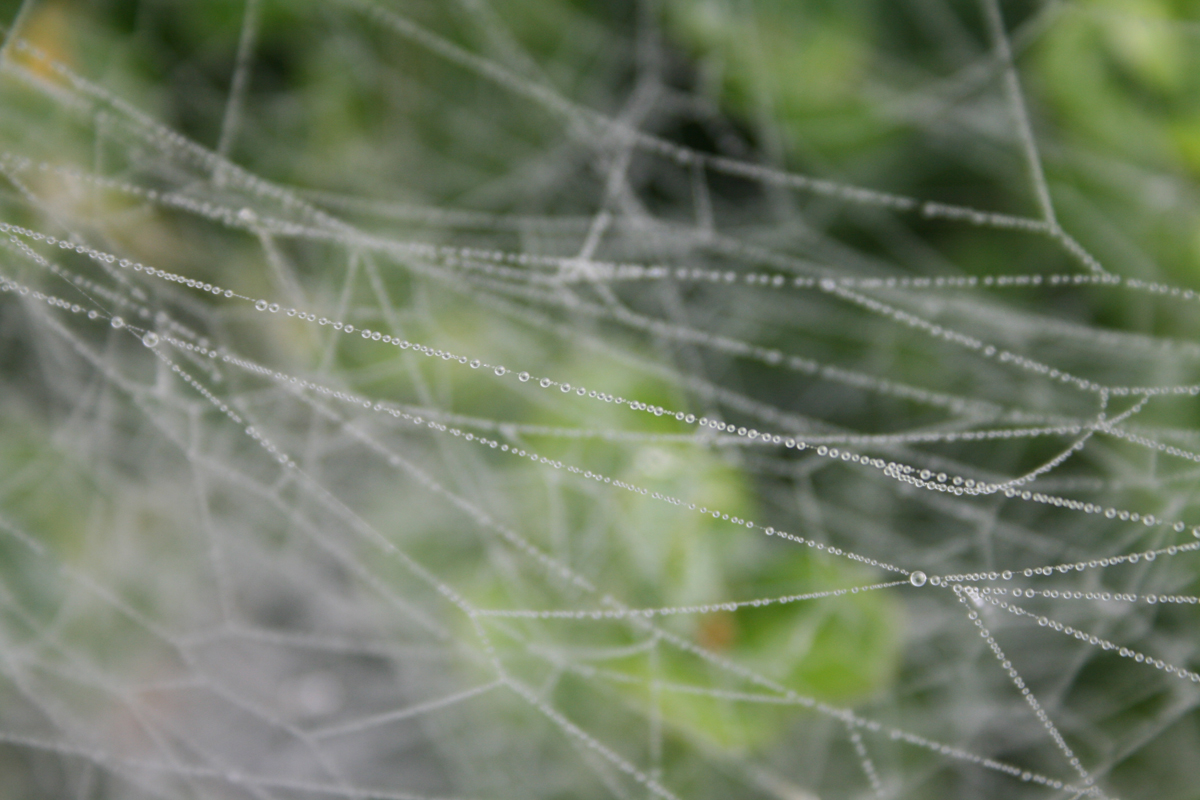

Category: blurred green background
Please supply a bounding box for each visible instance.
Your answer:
[2,1,1200,798]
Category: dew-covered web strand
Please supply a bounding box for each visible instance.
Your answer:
[960,586,1200,685]
[951,589,1098,791]
[847,721,886,800]
[0,0,35,65]
[991,585,1200,607]
[981,0,1059,230]
[214,0,261,171]
[470,581,910,620]
[306,680,508,741]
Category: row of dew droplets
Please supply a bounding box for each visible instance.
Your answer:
[7,228,1200,566]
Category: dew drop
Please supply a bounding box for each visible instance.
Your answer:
[909,571,927,588]
[494,366,507,377]
[110,316,125,329]
[142,331,159,347]
[518,371,530,382]
[470,359,481,369]
[540,377,552,388]
[255,300,268,311]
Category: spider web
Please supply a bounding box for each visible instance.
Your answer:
[1,1,1199,799]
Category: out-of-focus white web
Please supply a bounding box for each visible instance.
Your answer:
[1,1,1199,799]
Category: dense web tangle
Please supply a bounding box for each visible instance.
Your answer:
[1,1,1200,799]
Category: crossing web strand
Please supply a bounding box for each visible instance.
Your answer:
[2,1,1200,799]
